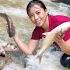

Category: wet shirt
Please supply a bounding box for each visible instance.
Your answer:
[31,15,70,41]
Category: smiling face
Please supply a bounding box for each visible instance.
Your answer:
[28,5,47,27]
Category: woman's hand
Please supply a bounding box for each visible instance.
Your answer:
[42,30,64,44]
[53,30,70,55]
[54,30,64,44]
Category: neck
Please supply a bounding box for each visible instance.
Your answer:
[42,16,49,32]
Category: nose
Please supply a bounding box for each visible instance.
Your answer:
[34,14,38,20]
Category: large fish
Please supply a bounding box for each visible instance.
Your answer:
[35,21,70,58]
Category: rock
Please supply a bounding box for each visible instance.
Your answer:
[2,62,24,70]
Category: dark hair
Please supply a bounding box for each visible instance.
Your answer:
[26,0,47,16]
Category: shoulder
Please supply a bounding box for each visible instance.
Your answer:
[54,15,70,22]
[49,14,70,26]
[49,14,70,21]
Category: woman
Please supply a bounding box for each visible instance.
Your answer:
[7,0,70,68]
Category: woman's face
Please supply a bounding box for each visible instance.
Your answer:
[29,5,47,27]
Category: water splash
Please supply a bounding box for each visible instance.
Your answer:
[24,46,64,70]
[0,6,27,17]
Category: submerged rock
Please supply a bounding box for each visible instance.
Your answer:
[25,50,64,70]
[2,47,65,70]
[2,62,24,70]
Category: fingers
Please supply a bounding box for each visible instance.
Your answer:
[42,32,49,38]
[54,32,64,44]
[42,32,47,36]
[0,46,6,57]
[57,29,64,38]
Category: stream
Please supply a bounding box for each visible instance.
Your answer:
[0,0,70,70]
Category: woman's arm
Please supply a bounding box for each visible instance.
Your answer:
[13,35,39,55]
[54,34,70,55]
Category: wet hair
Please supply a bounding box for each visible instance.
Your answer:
[26,0,47,16]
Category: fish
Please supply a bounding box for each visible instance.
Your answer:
[35,21,70,58]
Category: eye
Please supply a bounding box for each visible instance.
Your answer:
[29,14,34,18]
[36,11,40,15]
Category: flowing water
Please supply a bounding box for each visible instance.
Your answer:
[0,0,70,70]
